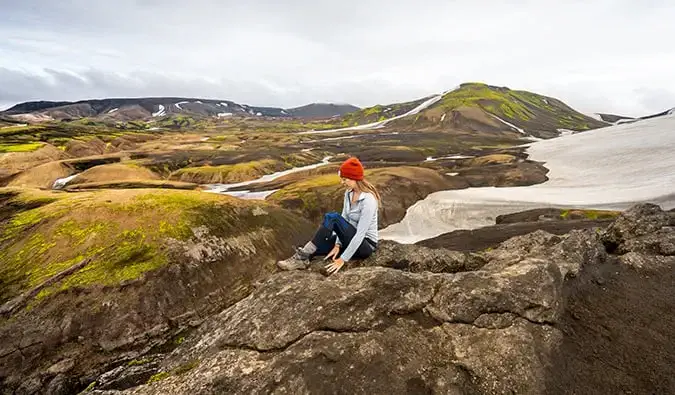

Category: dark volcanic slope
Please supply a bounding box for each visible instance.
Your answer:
[287,103,360,118]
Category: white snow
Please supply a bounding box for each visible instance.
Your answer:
[220,102,229,107]
[175,101,189,110]
[205,156,333,199]
[489,114,526,134]
[217,112,233,118]
[281,110,288,115]
[148,127,161,131]
[52,174,79,190]
[446,172,459,176]
[298,88,457,135]
[543,99,549,104]
[440,113,447,122]
[425,155,474,162]
[107,108,118,114]
[1,123,28,128]
[305,135,360,143]
[256,112,262,116]
[380,114,675,243]
[195,101,203,104]
[301,148,313,152]
[152,105,166,117]
[557,128,576,136]
[200,137,210,142]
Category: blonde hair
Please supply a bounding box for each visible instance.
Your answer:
[356,179,381,204]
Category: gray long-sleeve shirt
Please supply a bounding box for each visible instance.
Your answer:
[337,190,378,262]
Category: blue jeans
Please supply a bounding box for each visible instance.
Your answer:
[310,212,377,260]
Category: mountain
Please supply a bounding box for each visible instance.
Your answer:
[286,103,360,118]
[386,83,610,138]
[1,97,359,122]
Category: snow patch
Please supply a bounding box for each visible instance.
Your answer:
[446,172,459,176]
[256,112,262,116]
[195,101,203,104]
[175,101,189,110]
[380,115,675,243]
[107,108,118,114]
[53,174,79,190]
[217,112,233,118]
[1,123,28,128]
[281,110,288,115]
[440,113,446,122]
[220,102,229,107]
[425,155,474,162]
[489,114,526,134]
[200,137,210,142]
[152,105,166,117]
[204,156,333,199]
[299,88,457,135]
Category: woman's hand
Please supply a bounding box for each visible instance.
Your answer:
[325,258,345,275]
[325,244,340,261]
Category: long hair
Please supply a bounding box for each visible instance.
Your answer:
[356,179,381,205]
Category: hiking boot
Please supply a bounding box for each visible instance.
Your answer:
[277,247,311,271]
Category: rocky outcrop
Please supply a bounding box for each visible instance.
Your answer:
[70,204,674,395]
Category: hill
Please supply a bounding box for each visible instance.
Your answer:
[384,83,610,138]
[286,103,360,118]
[1,97,359,123]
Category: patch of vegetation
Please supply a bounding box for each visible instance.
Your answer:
[127,358,153,366]
[147,371,170,384]
[560,209,621,220]
[173,359,200,375]
[0,142,45,153]
[1,188,309,307]
[171,159,287,184]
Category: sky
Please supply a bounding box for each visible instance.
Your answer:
[1,0,674,117]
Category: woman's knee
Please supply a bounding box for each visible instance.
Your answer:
[322,212,341,227]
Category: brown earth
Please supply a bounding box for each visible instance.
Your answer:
[67,163,161,186]
[64,137,109,157]
[6,162,76,189]
[0,145,67,185]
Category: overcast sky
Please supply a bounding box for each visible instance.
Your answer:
[1,0,673,116]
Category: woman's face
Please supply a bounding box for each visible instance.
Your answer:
[340,177,358,190]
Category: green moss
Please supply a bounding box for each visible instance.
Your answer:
[560,209,620,220]
[127,358,153,366]
[0,142,45,153]
[79,381,97,393]
[173,359,200,375]
[147,372,170,384]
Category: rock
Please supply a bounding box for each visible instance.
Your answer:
[47,359,75,375]
[347,240,486,273]
[482,229,607,278]
[426,258,563,324]
[420,219,612,253]
[601,203,675,253]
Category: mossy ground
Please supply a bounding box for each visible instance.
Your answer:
[560,209,621,220]
[0,187,277,305]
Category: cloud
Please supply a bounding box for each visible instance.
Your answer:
[1,0,674,116]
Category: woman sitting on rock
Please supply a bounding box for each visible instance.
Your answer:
[278,156,380,275]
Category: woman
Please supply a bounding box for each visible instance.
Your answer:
[277,156,380,275]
